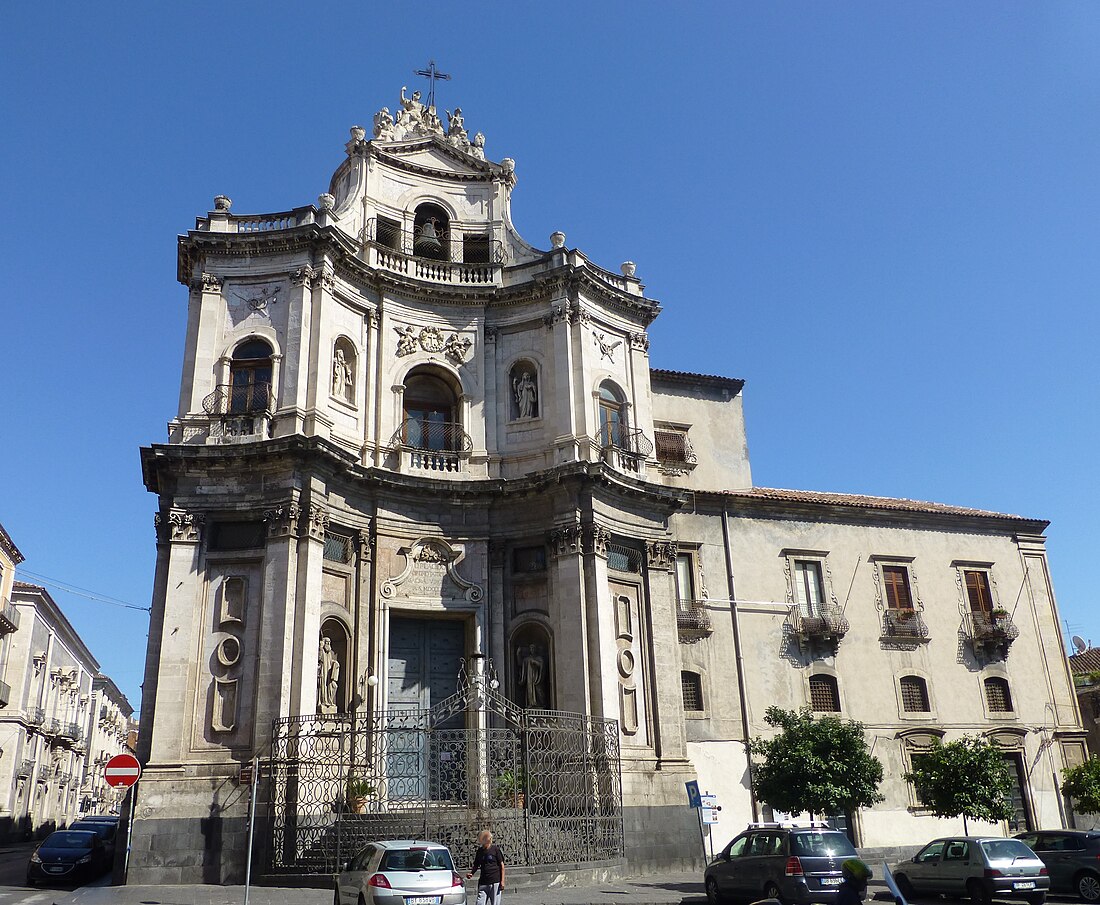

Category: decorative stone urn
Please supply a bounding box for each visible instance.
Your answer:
[318,193,335,212]
[550,231,566,249]
[349,125,366,142]
[621,261,637,278]
[213,195,232,212]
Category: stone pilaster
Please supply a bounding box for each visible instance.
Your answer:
[548,520,589,714]
[645,540,688,762]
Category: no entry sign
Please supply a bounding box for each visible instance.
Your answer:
[104,754,141,788]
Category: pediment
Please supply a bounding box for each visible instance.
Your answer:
[374,139,493,180]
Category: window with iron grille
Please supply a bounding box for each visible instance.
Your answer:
[208,521,265,551]
[655,429,693,464]
[984,677,1013,712]
[512,546,547,573]
[323,532,352,564]
[681,671,704,712]
[606,542,642,574]
[900,675,930,713]
[808,674,841,712]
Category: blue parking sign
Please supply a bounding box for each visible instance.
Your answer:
[685,780,701,808]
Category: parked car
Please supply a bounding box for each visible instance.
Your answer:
[79,814,120,824]
[1014,830,1100,902]
[705,821,859,905]
[69,819,117,861]
[336,839,467,905]
[26,829,109,886]
[892,837,1049,905]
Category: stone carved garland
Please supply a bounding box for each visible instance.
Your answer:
[393,324,474,364]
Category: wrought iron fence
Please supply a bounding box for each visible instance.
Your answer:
[964,610,1019,657]
[881,608,931,644]
[388,419,473,455]
[676,599,713,639]
[267,670,622,876]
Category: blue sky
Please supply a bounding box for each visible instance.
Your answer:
[2,2,1098,706]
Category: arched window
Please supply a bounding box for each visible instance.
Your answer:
[228,339,272,414]
[403,371,459,451]
[900,675,930,713]
[984,677,1013,713]
[510,361,539,420]
[598,381,627,449]
[412,202,450,261]
[681,671,704,712]
[332,338,357,405]
[808,674,840,713]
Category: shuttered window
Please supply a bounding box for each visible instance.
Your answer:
[965,570,994,615]
[794,560,825,617]
[883,565,913,610]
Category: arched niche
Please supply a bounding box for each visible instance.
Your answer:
[332,336,357,405]
[509,360,539,420]
[319,618,351,715]
[510,622,553,710]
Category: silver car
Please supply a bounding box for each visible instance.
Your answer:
[893,837,1049,905]
[336,839,466,905]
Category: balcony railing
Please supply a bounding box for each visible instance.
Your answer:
[789,604,850,646]
[388,419,473,474]
[676,599,713,640]
[58,722,83,744]
[600,427,654,473]
[362,218,505,286]
[964,610,1019,658]
[201,382,274,441]
[654,430,698,472]
[881,608,931,644]
[0,596,19,633]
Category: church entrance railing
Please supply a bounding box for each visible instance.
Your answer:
[266,660,623,876]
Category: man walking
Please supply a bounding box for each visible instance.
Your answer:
[466,829,506,905]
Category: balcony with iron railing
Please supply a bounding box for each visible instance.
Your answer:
[0,596,19,633]
[388,419,473,475]
[881,608,931,645]
[789,604,850,648]
[200,382,274,442]
[57,722,83,745]
[362,218,506,287]
[599,427,654,474]
[676,599,713,641]
[964,609,1020,658]
[44,717,61,736]
[654,430,698,474]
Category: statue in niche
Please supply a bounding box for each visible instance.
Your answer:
[517,643,546,709]
[317,635,341,715]
[513,370,538,419]
[332,347,354,401]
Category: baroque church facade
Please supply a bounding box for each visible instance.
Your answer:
[133,90,1085,883]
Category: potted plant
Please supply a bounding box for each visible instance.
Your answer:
[345,776,376,814]
[495,768,525,808]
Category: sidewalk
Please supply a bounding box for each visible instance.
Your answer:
[52,872,709,905]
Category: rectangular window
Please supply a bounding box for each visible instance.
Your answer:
[794,560,825,617]
[512,546,547,573]
[681,672,704,711]
[985,678,1013,712]
[323,532,351,564]
[462,233,491,264]
[606,543,642,574]
[674,553,695,611]
[909,752,932,806]
[809,675,841,712]
[882,565,913,610]
[900,676,930,713]
[208,521,265,551]
[965,570,994,615]
[376,216,401,251]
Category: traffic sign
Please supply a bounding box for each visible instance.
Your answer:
[700,793,721,825]
[685,780,701,808]
[104,754,141,788]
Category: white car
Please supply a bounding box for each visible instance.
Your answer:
[336,839,467,905]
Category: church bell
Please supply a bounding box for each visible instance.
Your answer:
[414,219,443,257]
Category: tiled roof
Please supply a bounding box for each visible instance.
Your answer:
[719,486,1045,524]
[650,368,745,391]
[1070,648,1100,675]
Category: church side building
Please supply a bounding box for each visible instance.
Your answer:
[133,90,1084,884]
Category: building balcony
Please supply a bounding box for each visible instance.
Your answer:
[881,608,931,644]
[0,680,9,708]
[0,596,19,633]
[388,419,473,475]
[654,430,697,475]
[676,599,713,641]
[44,718,61,736]
[57,722,83,745]
[600,428,654,474]
[362,218,505,287]
[788,604,849,651]
[964,610,1019,658]
[196,383,274,443]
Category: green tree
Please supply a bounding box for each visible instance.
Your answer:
[903,736,1013,832]
[1061,757,1100,814]
[749,707,884,818]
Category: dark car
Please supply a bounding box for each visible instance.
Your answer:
[26,829,108,885]
[1015,830,1100,902]
[70,819,117,860]
[893,837,1049,905]
[705,821,859,904]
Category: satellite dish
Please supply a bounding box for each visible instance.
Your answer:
[1073,635,1088,654]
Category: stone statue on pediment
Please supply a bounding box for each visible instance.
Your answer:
[470,132,486,161]
[373,107,395,141]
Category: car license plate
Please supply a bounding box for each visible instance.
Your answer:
[1013,882,1036,890]
[406,898,441,905]
[46,866,64,873]
[821,877,843,886]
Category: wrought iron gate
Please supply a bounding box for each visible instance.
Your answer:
[267,661,623,875]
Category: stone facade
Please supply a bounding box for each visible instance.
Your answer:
[134,90,1085,884]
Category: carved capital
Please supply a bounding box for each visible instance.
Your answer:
[629,332,650,354]
[585,523,611,557]
[568,301,591,326]
[544,303,569,329]
[291,265,315,288]
[263,502,301,539]
[318,264,336,292]
[306,504,329,541]
[646,541,678,571]
[357,531,374,563]
[156,509,204,544]
[549,522,583,558]
[484,326,498,344]
[192,273,222,293]
[366,308,381,329]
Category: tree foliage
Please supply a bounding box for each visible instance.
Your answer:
[749,707,884,816]
[1061,757,1100,814]
[904,736,1014,823]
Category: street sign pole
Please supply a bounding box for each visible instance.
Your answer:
[104,753,142,883]
[244,754,259,905]
[124,784,136,882]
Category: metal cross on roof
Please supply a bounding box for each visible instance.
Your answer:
[414,60,451,109]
